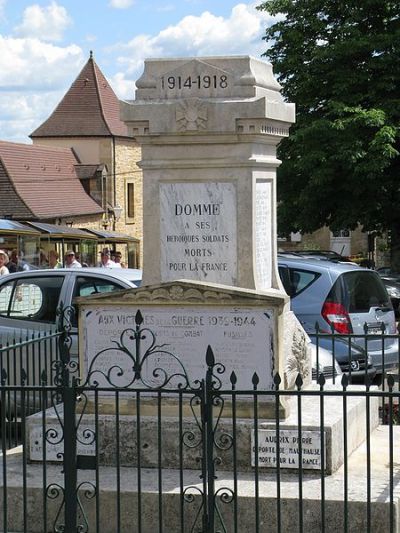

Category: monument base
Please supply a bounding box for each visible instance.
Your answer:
[4,424,399,533]
[27,385,378,475]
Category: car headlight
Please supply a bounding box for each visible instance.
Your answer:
[385,285,400,299]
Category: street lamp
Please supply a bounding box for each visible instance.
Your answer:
[113,204,123,222]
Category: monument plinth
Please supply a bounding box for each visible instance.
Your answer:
[120,56,306,391]
[121,56,295,292]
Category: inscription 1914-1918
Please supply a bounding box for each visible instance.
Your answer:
[161,74,229,91]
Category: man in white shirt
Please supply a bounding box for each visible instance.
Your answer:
[98,248,118,268]
[64,250,82,268]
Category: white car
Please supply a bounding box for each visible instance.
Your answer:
[0,268,142,414]
[0,268,142,334]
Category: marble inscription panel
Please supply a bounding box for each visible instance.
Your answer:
[251,429,325,470]
[157,59,233,99]
[81,305,274,390]
[254,180,272,289]
[160,182,237,284]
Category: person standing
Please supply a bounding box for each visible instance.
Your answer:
[64,250,82,268]
[49,250,63,269]
[98,248,117,268]
[0,250,10,276]
[113,251,126,268]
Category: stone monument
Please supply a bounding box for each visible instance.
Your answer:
[22,57,386,532]
[119,56,307,389]
[121,56,294,292]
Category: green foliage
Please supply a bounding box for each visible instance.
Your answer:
[257,0,400,245]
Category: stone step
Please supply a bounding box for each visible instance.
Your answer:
[26,384,380,475]
[1,424,399,532]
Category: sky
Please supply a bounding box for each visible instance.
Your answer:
[0,0,276,144]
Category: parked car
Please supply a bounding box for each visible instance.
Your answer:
[278,255,398,375]
[375,271,400,318]
[279,249,351,262]
[0,267,142,350]
[310,335,375,383]
[0,268,142,415]
[309,342,342,382]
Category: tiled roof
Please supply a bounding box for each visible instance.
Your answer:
[30,52,129,138]
[0,141,104,219]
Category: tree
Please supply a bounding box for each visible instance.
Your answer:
[257,0,400,266]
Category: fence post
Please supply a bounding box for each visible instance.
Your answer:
[204,346,216,532]
[63,379,77,532]
[57,305,78,532]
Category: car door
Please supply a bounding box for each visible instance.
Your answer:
[67,274,132,361]
[0,272,69,387]
[0,273,68,339]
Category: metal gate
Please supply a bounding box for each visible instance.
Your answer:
[1,308,400,532]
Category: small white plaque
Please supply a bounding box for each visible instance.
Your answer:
[251,429,325,470]
[160,182,237,285]
[81,305,274,390]
[30,424,96,462]
[255,180,272,289]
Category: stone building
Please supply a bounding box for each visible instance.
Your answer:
[30,51,142,255]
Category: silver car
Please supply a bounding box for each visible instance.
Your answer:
[278,255,398,374]
[0,267,142,347]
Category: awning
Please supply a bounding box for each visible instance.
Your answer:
[25,221,97,240]
[82,228,139,243]
[0,219,41,236]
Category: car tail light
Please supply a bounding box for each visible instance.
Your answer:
[321,302,353,334]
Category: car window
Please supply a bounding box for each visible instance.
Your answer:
[287,268,320,296]
[71,276,127,326]
[0,276,64,323]
[73,277,125,298]
[328,271,391,313]
[278,266,292,295]
[0,282,13,315]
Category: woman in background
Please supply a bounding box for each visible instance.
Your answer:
[0,250,10,276]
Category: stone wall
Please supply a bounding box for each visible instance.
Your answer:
[59,213,102,230]
[114,139,143,265]
[279,226,369,257]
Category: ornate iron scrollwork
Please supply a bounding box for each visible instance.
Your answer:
[47,307,236,532]
[81,310,190,389]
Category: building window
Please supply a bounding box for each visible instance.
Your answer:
[126,182,135,220]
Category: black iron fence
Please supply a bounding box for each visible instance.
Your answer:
[0,313,400,532]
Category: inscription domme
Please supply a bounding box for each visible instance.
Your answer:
[175,203,221,216]
[160,182,237,284]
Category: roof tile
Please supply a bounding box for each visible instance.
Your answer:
[0,141,104,219]
[30,53,129,138]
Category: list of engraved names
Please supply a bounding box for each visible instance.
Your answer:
[160,182,237,284]
[82,305,274,390]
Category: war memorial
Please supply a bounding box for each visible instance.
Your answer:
[1,55,398,532]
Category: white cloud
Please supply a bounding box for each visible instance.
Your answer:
[0,37,84,142]
[0,36,83,90]
[14,1,72,42]
[109,0,135,8]
[109,72,136,101]
[113,2,276,76]
[0,91,64,142]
